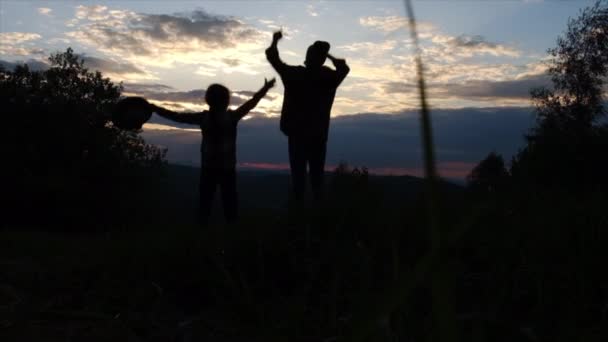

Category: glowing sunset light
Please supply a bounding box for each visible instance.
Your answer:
[1,1,595,179]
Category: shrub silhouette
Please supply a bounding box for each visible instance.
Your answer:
[511,0,608,191]
[0,48,166,227]
[466,152,509,195]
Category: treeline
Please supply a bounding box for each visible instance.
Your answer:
[459,3,608,338]
[0,48,166,228]
[468,0,608,195]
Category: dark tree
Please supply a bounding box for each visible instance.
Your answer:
[512,0,608,190]
[536,0,607,129]
[0,48,166,227]
[467,152,509,195]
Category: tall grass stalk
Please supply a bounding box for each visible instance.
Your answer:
[404,1,458,341]
[404,2,461,341]
[339,2,459,341]
[404,0,439,247]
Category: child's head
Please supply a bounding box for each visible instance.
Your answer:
[205,84,230,111]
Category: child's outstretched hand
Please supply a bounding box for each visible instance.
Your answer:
[264,77,276,90]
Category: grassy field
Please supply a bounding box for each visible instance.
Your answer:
[1,167,607,341]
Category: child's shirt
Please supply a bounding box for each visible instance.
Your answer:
[200,110,240,169]
[151,84,270,169]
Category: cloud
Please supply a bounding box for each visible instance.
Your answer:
[0,59,49,71]
[47,38,71,45]
[141,107,535,179]
[337,40,398,56]
[138,89,207,105]
[359,15,436,34]
[0,53,157,82]
[431,34,521,58]
[423,62,523,83]
[75,5,109,21]
[359,15,403,32]
[66,6,268,75]
[358,15,520,59]
[122,83,208,111]
[0,32,42,43]
[451,35,496,49]
[123,83,175,93]
[0,32,44,56]
[130,10,259,47]
[321,107,533,176]
[67,7,262,55]
[123,82,279,112]
[380,82,418,95]
[333,59,549,113]
[143,122,199,132]
[383,73,551,101]
[307,4,319,17]
[258,18,281,31]
[340,14,526,112]
[437,73,552,100]
[79,55,145,75]
[37,8,52,16]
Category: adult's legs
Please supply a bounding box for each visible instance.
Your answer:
[199,167,218,224]
[220,168,238,223]
[288,136,307,201]
[308,138,327,201]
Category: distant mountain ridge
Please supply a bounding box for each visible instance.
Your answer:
[154,164,462,224]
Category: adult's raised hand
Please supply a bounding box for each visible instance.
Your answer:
[272,30,283,43]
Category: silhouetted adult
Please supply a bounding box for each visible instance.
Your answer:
[266,31,350,201]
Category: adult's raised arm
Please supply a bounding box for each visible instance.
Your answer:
[328,53,350,87]
[265,30,288,76]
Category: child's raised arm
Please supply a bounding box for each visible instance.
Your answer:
[149,103,203,125]
[233,78,276,121]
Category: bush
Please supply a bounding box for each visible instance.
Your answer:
[0,48,166,228]
[511,0,608,191]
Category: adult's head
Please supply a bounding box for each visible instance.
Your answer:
[304,41,330,69]
[205,84,230,111]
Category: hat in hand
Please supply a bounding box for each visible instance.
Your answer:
[112,97,152,130]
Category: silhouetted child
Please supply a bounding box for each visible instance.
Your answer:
[146,78,275,224]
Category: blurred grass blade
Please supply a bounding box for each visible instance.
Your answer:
[340,251,434,342]
[404,0,439,250]
[405,1,458,341]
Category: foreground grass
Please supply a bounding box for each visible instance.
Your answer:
[1,186,607,342]
[1,219,285,341]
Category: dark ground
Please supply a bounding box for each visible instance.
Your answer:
[1,165,606,341]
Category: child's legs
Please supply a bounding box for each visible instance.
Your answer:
[199,167,219,223]
[219,168,238,223]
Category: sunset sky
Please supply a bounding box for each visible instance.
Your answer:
[0,1,596,179]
